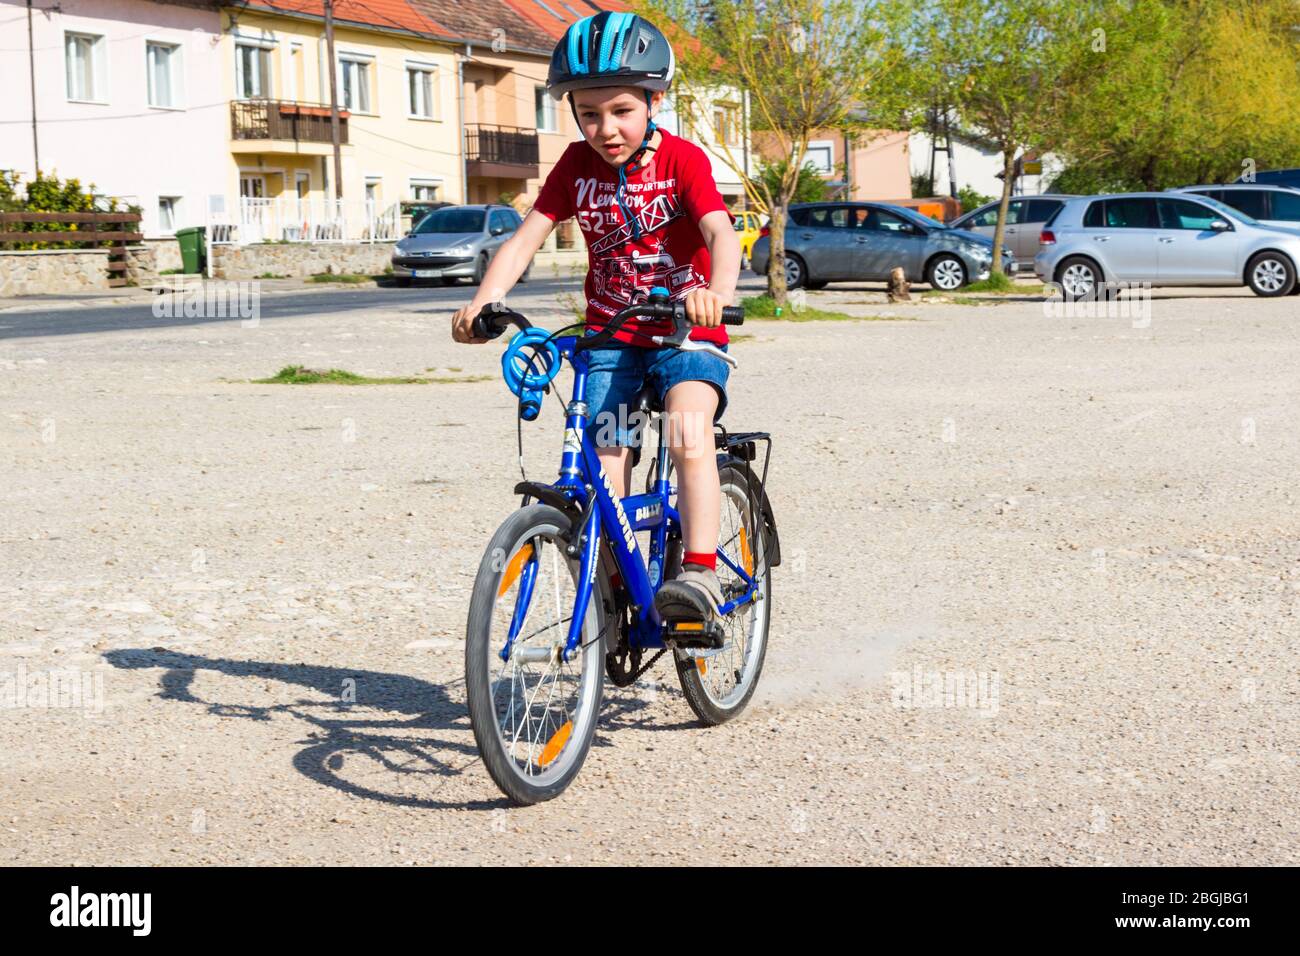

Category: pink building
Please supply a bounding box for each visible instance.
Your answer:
[0,0,227,237]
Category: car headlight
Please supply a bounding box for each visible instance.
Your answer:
[447,243,473,255]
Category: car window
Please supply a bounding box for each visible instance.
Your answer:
[1216,190,1269,221]
[1104,198,1158,228]
[1042,205,1064,228]
[1026,199,1063,223]
[805,206,851,228]
[1195,194,1259,225]
[1083,201,1104,227]
[969,207,1000,228]
[414,208,487,234]
[858,208,916,233]
[732,214,746,231]
[1270,191,1300,220]
[1187,188,1223,203]
[489,209,516,233]
[1158,198,1221,231]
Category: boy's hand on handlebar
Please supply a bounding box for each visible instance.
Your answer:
[683,288,728,329]
[451,303,491,344]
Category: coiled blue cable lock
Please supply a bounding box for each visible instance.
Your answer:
[501,328,561,421]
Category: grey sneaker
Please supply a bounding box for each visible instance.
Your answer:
[655,563,725,646]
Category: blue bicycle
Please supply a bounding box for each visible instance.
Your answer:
[463,289,781,804]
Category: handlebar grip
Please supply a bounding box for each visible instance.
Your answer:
[471,303,515,340]
[721,306,744,326]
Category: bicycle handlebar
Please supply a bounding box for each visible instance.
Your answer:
[471,294,743,345]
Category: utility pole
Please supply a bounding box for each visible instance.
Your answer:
[324,0,343,199]
[27,0,39,175]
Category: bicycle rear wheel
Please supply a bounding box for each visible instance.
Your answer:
[674,461,771,724]
[465,505,605,804]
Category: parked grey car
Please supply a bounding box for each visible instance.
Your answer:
[1170,184,1300,230]
[391,204,530,286]
[750,202,1014,291]
[1033,192,1300,299]
[948,194,1076,269]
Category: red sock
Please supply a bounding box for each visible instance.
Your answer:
[683,551,716,571]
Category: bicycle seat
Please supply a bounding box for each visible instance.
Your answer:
[631,383,664,416]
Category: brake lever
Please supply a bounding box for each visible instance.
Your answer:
[648,305,738,368]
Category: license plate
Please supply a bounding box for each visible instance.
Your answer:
[413,269,437,278]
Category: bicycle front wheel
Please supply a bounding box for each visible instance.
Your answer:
[674,461,772,724]
[465,504,605,804]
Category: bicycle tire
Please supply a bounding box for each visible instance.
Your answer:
[465,504,605,804]
[674,462,771,725]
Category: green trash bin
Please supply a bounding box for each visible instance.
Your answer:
[175,226,206,274]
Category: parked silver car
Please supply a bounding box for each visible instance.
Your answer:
[750,202,1013,291]
[1170,184,1300,230]
[948,194,1076,270]
[1034,193,1300,299]
[391,204,531,286]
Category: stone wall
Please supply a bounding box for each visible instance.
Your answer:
[124,245,158,286]
[210,241,398,280]
[0,249,111,296]
[145,238,183,274]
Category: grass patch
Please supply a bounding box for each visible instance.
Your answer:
[307,272,373,284]
[740,294,871,322]
[158,268,182,276]
[253,365,492,385]
[256,271,287,280]
[961,271,1017,293]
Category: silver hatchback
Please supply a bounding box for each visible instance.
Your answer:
[1034,192,1300,299]
[390,204,530,286]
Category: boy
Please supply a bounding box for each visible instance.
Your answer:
[450,12,741,630]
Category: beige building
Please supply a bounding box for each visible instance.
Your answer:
[217,1,462,241]
[753,127,913,203]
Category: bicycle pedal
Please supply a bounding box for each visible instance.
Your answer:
[662,617,725,649]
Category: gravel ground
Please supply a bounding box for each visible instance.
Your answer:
[1,280,1296,865]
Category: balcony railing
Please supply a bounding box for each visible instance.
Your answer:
[231,99,350,145]
[207,197,398,246]
[466,124,539,167]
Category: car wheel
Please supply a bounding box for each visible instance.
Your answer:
[472,253,489,285]
[926,254,968,291]
[393,276,412,287]
[1056,256,1104,302]
[784,254,807,290]
[1246,251,1297,297]
[1288,283,1300,296]
[439,277,460,287]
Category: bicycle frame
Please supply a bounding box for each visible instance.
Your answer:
[500,333,760,663]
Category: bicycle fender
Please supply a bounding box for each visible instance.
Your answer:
[717,453,781,568]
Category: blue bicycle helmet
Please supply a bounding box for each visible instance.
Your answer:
[547,13,676,241]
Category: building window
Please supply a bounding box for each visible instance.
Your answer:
[364,177,382,208]
[236,43,271,99]
[65,32,105,102]
[713,102,741,145]
[158,196,181,233]
[339,55,372,113]
[407,62,437,118]
[410,179,441,201]
[804,140,835,175]
[147,41,181,108]
[535,86,557,132]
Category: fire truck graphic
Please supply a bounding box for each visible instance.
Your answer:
[588,193,705,304]
[593,249,704,305]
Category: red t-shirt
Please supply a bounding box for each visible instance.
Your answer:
[532,126,730,346]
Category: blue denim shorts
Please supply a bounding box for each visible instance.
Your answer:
[583,343,730,467]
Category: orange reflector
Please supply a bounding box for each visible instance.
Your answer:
[497,543,534,597]
[739,527,753,576]
[696,658,707,676]
[674,621,705,631]
[538,720,572,767]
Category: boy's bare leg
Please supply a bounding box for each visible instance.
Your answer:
[595,446,633,499]
[663,381,720,557]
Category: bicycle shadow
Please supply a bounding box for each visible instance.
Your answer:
[103,648,509,811]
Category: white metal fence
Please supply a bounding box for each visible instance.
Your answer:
[207,197,400,246]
